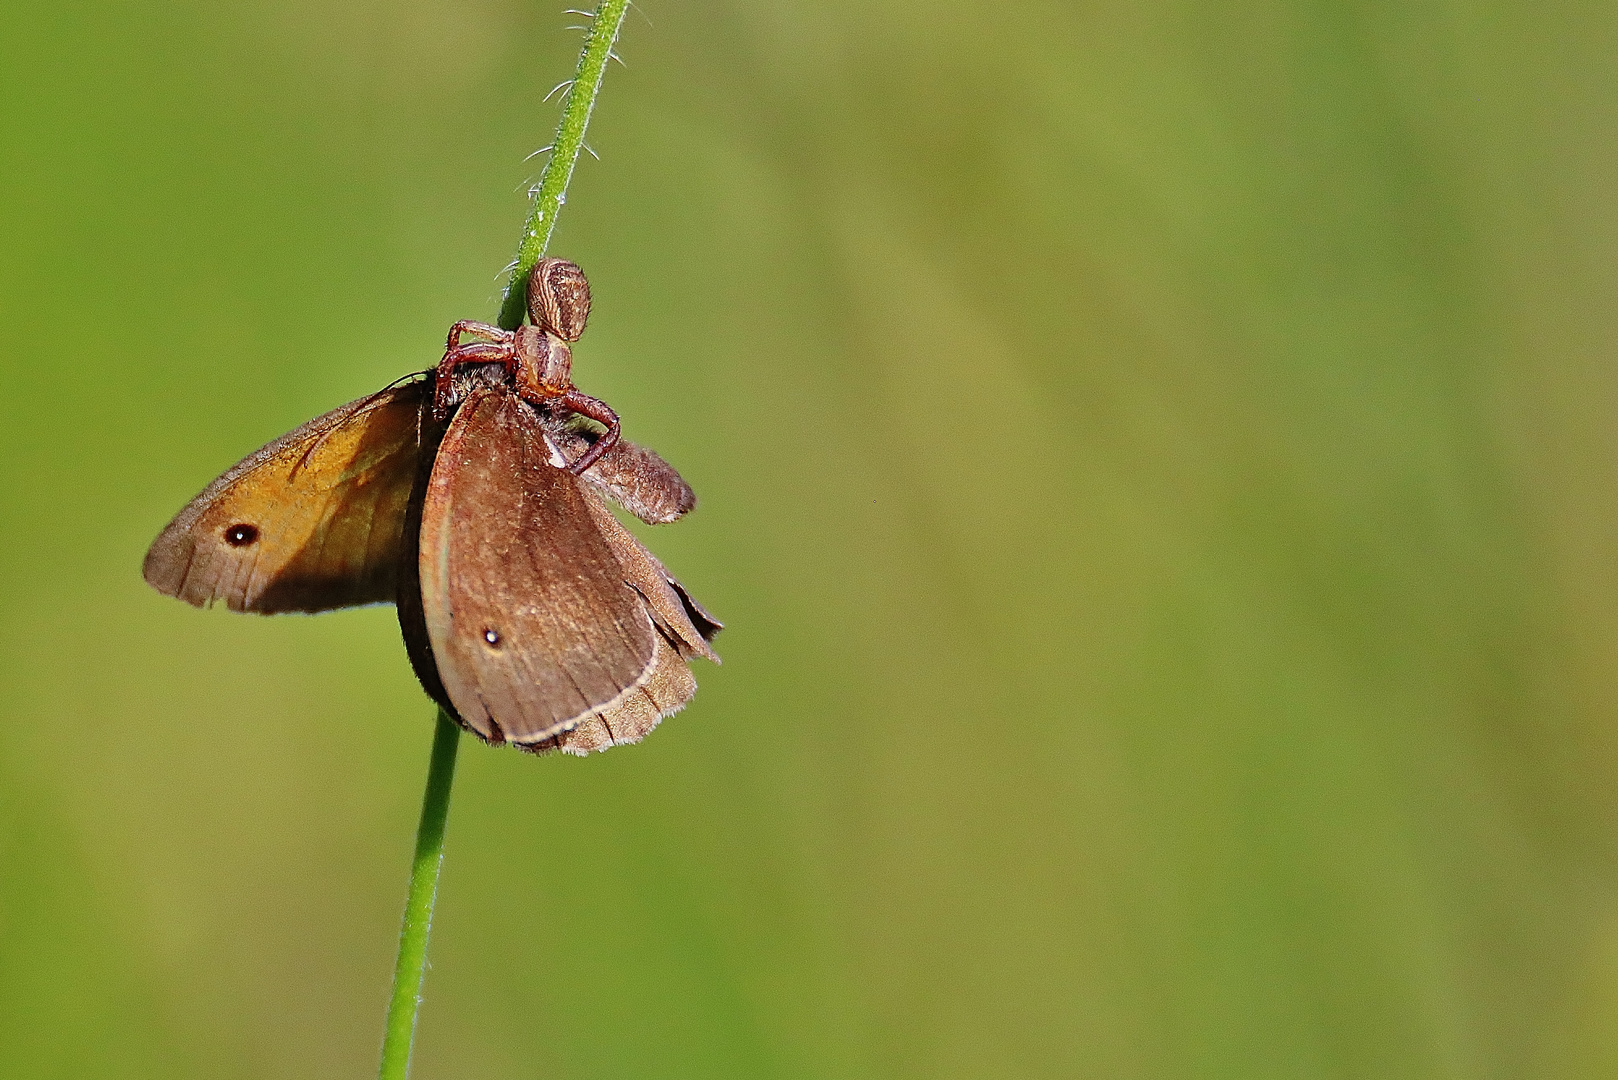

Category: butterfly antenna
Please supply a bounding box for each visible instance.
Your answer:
[290,371,433,479]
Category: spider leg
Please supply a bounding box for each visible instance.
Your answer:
[445,319,509,353]
[435,341,515,418]
[561,391,621,475]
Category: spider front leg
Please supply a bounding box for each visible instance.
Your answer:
[444,319,509,353]
[561,391,621,476]
[435,322,516,418]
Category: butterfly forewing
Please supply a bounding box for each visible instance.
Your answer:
[143,383,428,613]
[417,388,658,744]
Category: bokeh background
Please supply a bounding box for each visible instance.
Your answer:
[5,1,1618,1077]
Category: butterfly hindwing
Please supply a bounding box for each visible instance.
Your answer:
[516,482,723,755]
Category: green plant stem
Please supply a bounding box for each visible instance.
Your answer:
[378,709,462,1080]
[497,0,631,331]
[377,8,630,1076]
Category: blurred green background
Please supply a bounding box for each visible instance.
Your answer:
[4,1,1618,1077]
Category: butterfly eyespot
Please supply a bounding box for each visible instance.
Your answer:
[223,523,259,547]
[483,628,502,647]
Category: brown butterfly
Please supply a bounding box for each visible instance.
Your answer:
[144,259,721,755]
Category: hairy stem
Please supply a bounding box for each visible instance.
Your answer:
[497,0,632,331]
[378,6,630,1075]
[378,710,461,1080]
